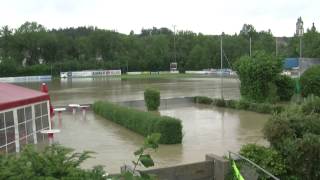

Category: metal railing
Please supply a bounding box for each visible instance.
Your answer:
[229,151,280,180]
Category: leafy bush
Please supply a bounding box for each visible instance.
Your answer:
[225,99,237,109]
[0,144,106,180]
[235,99,250,110]
[193,96,282,114]
[193,96,213,104]
[144,89,160,111]
[275,75,295,101]
[93,101,182,144]
[300,65,320,97]
[234,51,282,102]
[117,133,161,179]
[239,144,287,177]
[213,98,226,107]
[290,134,320,179]
[301,95,320,114]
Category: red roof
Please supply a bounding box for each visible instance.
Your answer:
[0,83,50,111]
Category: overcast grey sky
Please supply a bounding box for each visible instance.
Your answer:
[0,0,319,36]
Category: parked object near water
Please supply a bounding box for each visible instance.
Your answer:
[60,70,121,78]
[0,83,53,153]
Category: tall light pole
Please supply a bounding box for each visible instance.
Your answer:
[173,25,177,63]
[220,33,224,99]
[249,36,252,57]
[275,37,278,56]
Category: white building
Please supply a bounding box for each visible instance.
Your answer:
[0,83,52,153]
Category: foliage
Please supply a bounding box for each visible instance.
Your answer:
[115,133,161,180]
[212,98,226,107]
[262,102,320,179]
[234,51,282,102]
[193,96,213,104]
[301,95,320,114]
[93,101,182,144]
[193,96,284,114]
[144,89,160,111]
[239,144,287,177]
[274,75,295,101]
[0,144,107,180]
[300,65,320,97]
[0,22,281,77]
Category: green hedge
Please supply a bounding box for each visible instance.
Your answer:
[193,96,284,114]
[193,96,213,104]
[300,65,320,97]
[144,89,160,111]
[93,101,182,144]
[275,75,295,101]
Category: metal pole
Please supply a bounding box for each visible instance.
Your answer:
[249,36,252,57]
[173,25,177,63]
[299,36,302,58]
[220,34,224,99]
[275,37,278,56]
[229,151,280,180]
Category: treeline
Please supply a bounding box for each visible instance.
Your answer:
[0,22,319,76]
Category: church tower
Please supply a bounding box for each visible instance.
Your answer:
[296,17,304,36]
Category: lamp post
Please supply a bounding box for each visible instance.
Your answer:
[173,25,177,63]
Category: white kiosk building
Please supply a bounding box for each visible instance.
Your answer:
[0,83,52,153]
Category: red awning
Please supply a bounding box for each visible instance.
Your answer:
[0,83,50,111]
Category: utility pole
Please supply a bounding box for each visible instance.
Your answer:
[249,36,252,57]
[299,36,302,58]
[275,37,278,56]
[173,25,177,63]
[220,34,224,99]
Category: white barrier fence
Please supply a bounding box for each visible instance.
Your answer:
[0,75,52,83]
[60,70,121,78]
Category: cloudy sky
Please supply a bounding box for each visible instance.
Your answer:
[0,0,319,36]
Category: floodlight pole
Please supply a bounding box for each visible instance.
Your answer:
[173,25,177,63]
[220,34,224,99]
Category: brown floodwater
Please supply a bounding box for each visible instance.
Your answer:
[17,77,269,173]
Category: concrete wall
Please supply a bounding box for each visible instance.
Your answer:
[120,153,231,180]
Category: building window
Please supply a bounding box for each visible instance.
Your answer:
[34,102,50,143]
[0,101,50,153]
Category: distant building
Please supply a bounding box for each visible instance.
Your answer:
[283,58,320,76]
[295,17,304,37]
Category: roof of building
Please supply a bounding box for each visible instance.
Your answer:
[284,58,299,69]
[0,83,50,111]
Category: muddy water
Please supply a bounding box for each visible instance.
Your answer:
[17,77,269,173]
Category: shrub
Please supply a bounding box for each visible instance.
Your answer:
[0,144,106,179]
[275,75,295,101]
[225,100,237,109]
[144,89,160,111]
[239,144,287,177]
[265,82,280,103]
[234,51,282,102]
[213,98,226,107]
[93,101,182,144]
[300,65,320,97]
[249,103,273,114]
[301,96,320,114]
[236,99,250,110]
[193,96,213,104]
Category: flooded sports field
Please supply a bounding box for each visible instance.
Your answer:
[18,77,269,173]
